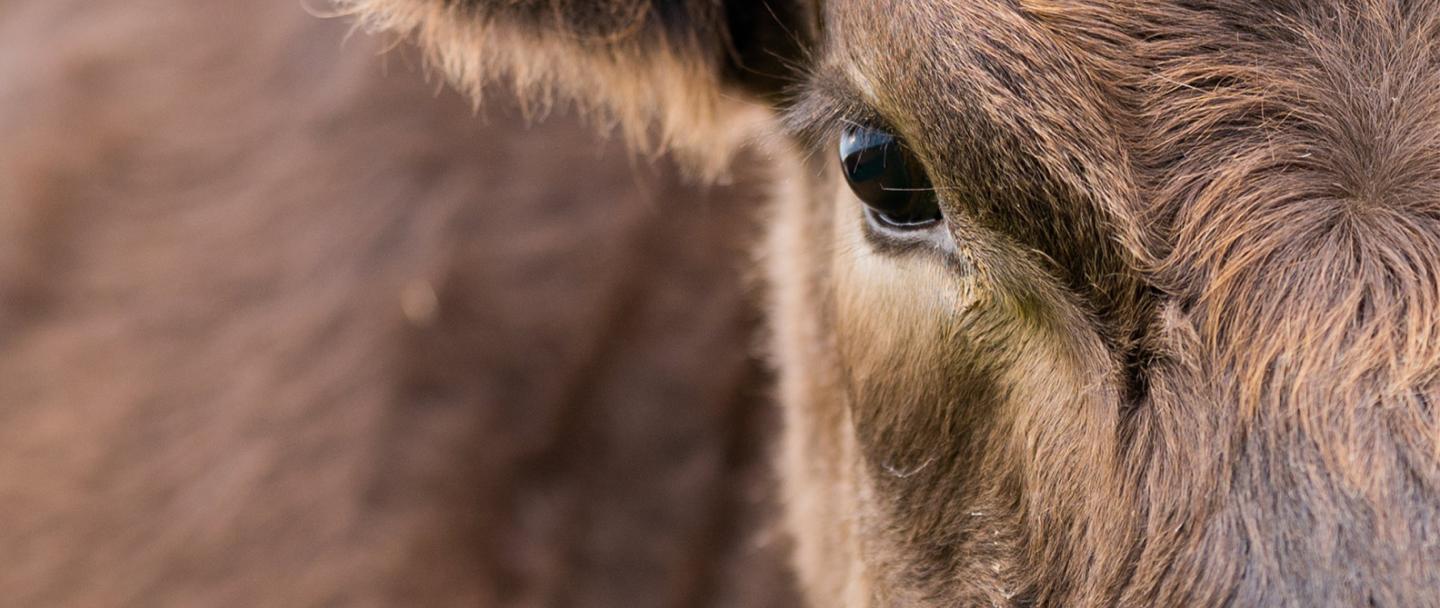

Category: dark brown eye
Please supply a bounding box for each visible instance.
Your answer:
[839,124,941,228]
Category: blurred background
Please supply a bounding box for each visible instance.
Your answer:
[0,0,798,605]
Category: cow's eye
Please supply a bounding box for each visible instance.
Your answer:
[839,124,942,229]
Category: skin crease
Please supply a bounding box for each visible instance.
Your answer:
[337,0,1440,605]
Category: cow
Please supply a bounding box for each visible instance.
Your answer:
[332,0,1440,606]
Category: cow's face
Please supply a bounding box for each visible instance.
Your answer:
[342,1,1440,605]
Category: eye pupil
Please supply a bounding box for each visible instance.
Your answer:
[838,124,942,228]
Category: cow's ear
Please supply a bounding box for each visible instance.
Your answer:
[337,0,816,173]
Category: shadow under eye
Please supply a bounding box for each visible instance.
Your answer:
[859,207,971,275]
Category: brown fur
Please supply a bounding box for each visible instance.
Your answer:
[0,0,798,605]
[341,0,1440,606]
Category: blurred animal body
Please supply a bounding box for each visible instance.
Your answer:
[0,0,796,606]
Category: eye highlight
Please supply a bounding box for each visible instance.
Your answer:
[838,124,942,229]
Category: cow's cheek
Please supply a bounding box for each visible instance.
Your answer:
[823,189,1026,603]
[829,188,984,454]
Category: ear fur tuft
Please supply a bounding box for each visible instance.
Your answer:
[334,0,791,177]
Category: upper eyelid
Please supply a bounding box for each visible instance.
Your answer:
[781,71,950,189]
[779,66,882,149]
